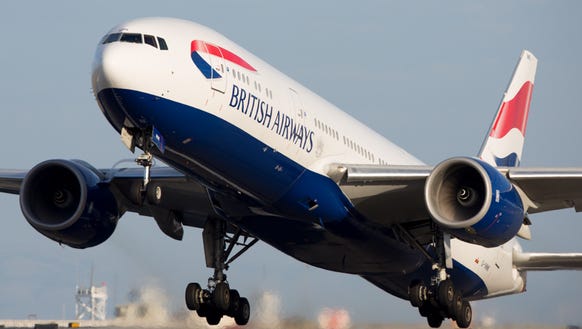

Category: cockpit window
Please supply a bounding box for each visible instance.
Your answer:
[144,35,157,48]
[158,37,168,50]
[102,33,121,44]
[120,33,142,44]
[100,32,168,50]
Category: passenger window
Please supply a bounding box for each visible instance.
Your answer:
[120,33,142,43]
[157,37,169,50]
[102,33,121,44]
[144,35,157,48]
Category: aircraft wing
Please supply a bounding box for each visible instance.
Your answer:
[0,170,27,194]
[513,251,582,271]
[0,166,216,237]
[330,164,582,226]
[506,168,582,213]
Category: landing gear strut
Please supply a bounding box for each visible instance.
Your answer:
[407,230,472,328]
[185,217,256,325]
[126,126,254,325]
[123,126,157,198]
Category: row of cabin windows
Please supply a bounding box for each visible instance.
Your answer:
[314,118,339,141]
[313,118,390,165]
[343,135,375,162]
[228,66,273,99]
[102,32,169,50]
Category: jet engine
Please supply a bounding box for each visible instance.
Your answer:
[424,157,524,247]
[19,159,120,249]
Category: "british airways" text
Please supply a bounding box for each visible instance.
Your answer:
[228,84,314,153]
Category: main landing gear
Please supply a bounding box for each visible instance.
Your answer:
[128,126,255,326]
[407,231,472,328]
[185,217,257,325]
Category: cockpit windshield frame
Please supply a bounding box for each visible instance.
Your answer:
[101,32,169,51]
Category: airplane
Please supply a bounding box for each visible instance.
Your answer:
[1,17,582,328]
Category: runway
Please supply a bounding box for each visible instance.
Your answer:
[0,319,574,329]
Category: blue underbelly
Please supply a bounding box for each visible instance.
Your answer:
[96,87,427,276]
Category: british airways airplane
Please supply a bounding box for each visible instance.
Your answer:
[1,17,582,328]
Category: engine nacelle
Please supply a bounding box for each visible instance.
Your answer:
[424,157,524,247]
[19,159,120,249]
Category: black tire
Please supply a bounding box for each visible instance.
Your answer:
[234,297,250,326]
[452,291,464,321]
[196,303,208,318]
[456,301,472,328]
[213,282,230,312]
[408,281,425,307]
[206,310,222,326]
[437,280,454,315]
[427,313,444,328]
[227,289,240,316]
[185,282,202,311]
[418,304,432,317]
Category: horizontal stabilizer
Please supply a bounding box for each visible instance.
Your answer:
[514,251,582,271]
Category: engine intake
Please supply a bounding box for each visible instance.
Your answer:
[20,160,120,249]
[424,157,524,247]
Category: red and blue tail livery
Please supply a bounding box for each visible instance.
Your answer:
[191,40,256,79]
[479,50,537,167]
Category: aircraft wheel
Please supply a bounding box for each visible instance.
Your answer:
[437,280,454,315]
[452,291,463,320]
[418,304,433,317]
[197,303,208,318]
[206,310,222,325]
[227,289,240,316]
[409,281,426,307]
[213,282,230,311]
[185,282,202,311]
[455,301,472,328]
[427,312,444,328]
[234,297,250,326]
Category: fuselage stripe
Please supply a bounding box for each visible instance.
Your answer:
[191,40,257,72]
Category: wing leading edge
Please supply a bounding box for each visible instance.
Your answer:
[0,170,27,194]
[514,251,582,271]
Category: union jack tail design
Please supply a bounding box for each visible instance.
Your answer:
[479,50,538,167]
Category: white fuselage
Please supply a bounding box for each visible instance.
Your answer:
[92,17,525,301]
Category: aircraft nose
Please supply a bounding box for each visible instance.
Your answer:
[91,43,130,95]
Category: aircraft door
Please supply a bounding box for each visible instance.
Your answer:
[288,88,305,122]
[209,46,227,93]
[287,88,307,155]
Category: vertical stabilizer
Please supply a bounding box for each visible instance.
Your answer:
[479,50,538,167]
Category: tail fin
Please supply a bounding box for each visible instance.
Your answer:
[478,50,538,167]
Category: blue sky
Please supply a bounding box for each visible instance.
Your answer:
[0,0,581,326]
